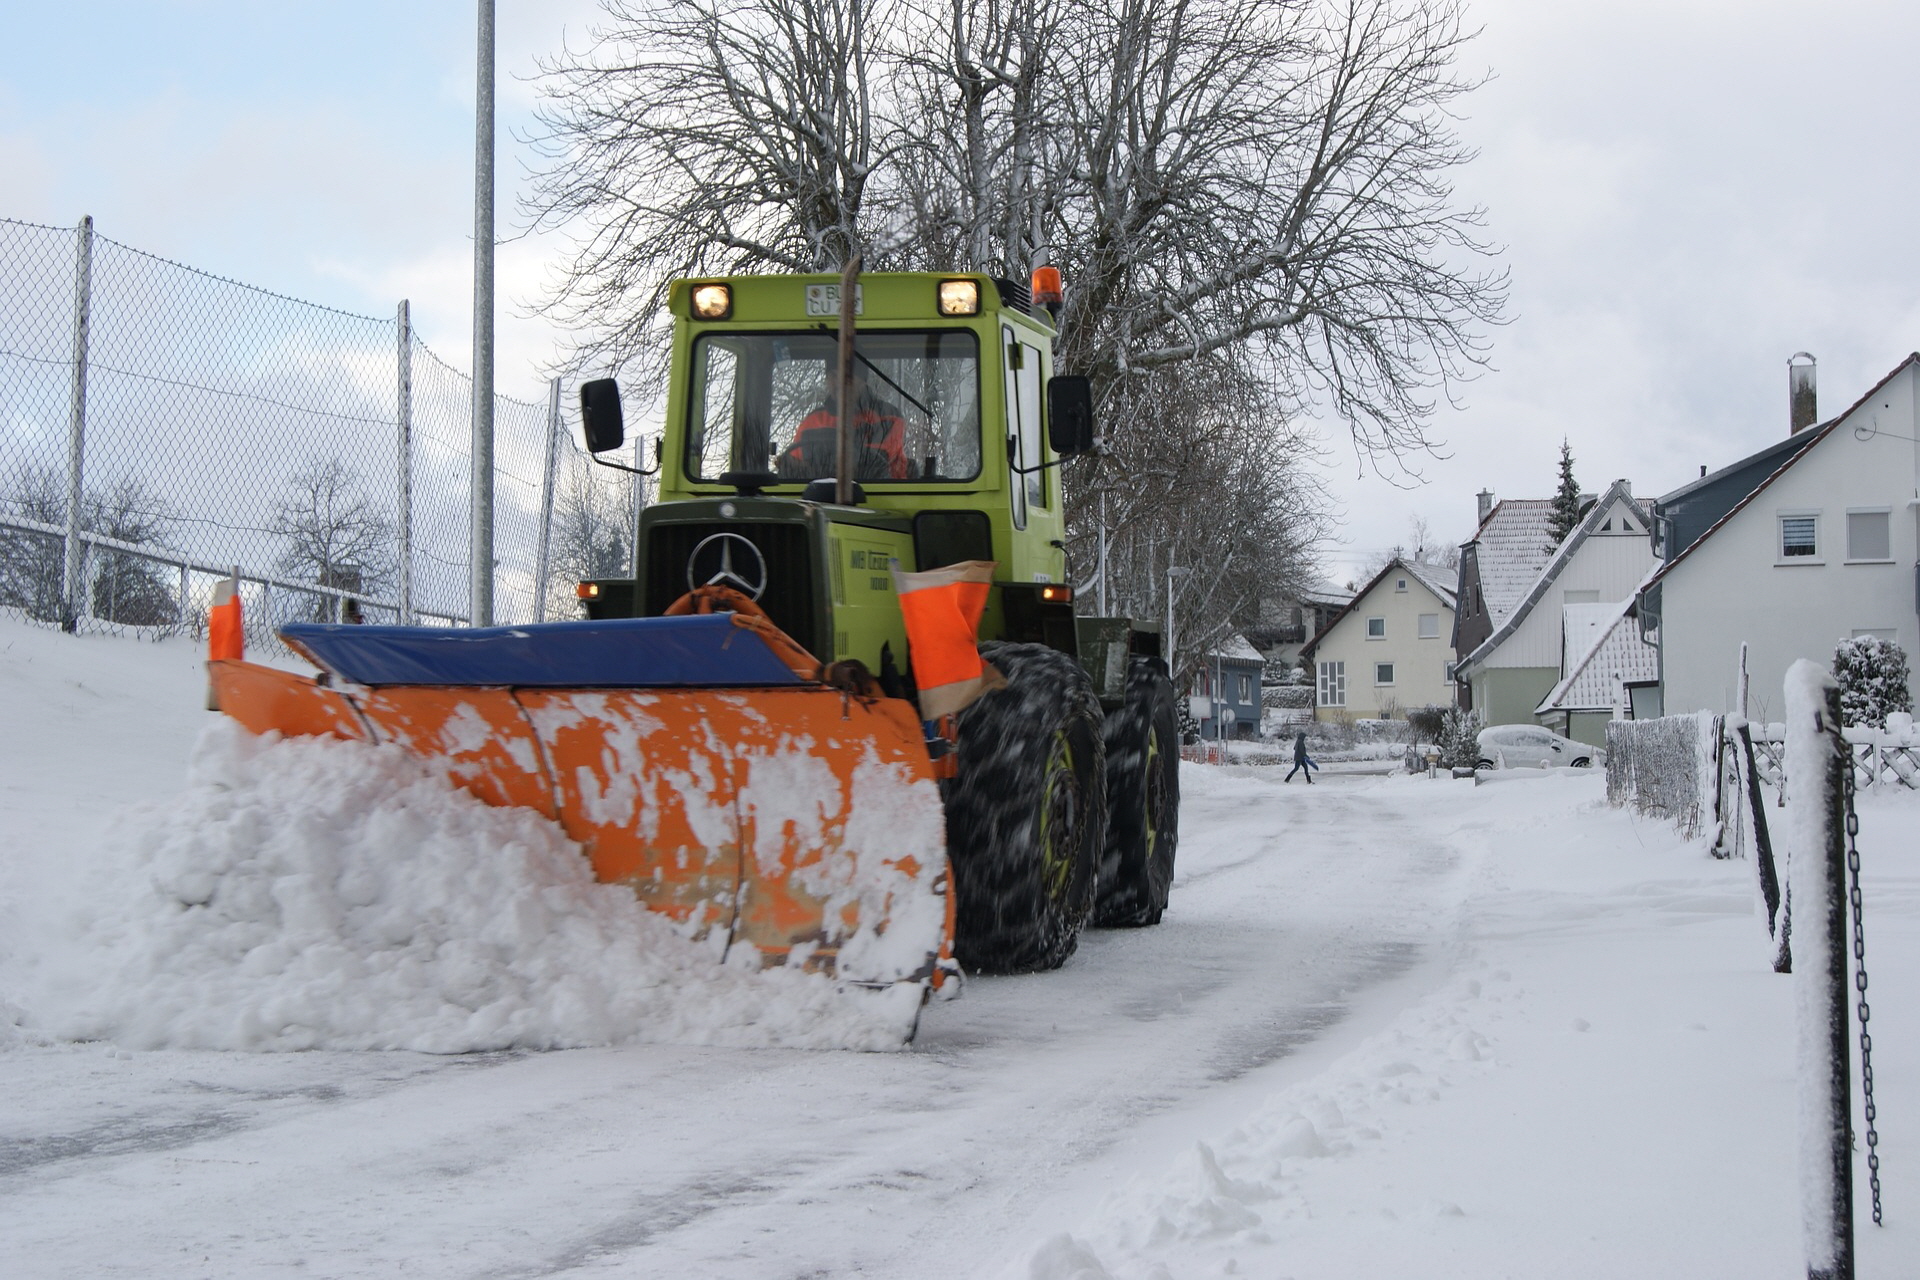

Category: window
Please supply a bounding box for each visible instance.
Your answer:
[1374,662,1394,685]
[1318,660,1347,707]
[1417,613,1440,639]
[1847,509,1891,562]
[1236,674,1253,702]
[1395,578,1408,592]
[1779,514,1819,560]
[688,330,982,483]
[1445,661,1459,684]
[1366,616,1385,639]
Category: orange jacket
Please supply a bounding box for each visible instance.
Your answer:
[783,404,911,480]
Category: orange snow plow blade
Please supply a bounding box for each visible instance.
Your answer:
[206,618,954,993]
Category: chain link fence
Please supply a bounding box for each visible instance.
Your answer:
[1,216,649,653]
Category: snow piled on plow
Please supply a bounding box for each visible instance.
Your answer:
[12,721,921,1053]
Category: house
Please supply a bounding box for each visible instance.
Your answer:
[1246,578,1351,676]
[1450,495,1556,707]
[1534,591,1662,741]
[1454,479,1656,736]
[1302,557,1456,720]
[1190,634,1266,739]
[1639,353,1920,721]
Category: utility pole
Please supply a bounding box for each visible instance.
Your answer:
[469,0,496,626]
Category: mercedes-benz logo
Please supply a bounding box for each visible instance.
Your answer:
[687,532,769,600]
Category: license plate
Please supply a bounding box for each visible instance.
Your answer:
[805,284,863,317]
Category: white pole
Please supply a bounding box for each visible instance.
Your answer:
[533,377,563,622]
[469,0,496,626]
[396,299,415,625]
[1097,489,1109,615]
[62,215,94,631]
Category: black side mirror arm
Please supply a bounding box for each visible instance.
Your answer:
[591,437,662,477]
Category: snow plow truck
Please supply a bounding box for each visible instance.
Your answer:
[207,268,1178,1028]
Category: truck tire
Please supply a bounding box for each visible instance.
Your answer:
[1094,655,1180,927]
[945,642,1107,973]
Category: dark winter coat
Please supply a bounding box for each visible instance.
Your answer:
[1292,733,1310,764]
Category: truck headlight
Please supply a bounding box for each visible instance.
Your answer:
[937,279,980,316]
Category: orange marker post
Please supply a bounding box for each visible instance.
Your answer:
[206,572,243,710]
[892,559,1005,720]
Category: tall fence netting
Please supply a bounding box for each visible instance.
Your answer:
[0,216,643,651]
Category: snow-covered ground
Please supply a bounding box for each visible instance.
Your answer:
[0,614,1913,1277]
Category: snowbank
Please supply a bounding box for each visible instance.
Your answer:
[7,722,919,1053]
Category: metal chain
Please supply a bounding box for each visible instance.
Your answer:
[1842,759,1883,1225]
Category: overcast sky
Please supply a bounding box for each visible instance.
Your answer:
[6,0,1917,590]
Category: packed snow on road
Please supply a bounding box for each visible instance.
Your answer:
[1,617,1913,1277]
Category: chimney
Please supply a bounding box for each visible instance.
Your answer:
[1788,351,1817,434]
[1476,489,1494,524]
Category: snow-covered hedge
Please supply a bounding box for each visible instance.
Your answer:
[1605,712,1718,839]
[1262,685,1314,710]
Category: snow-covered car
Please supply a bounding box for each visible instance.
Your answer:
[1476,724,1601,769]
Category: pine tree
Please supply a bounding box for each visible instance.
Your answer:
[1547,438,1583,544]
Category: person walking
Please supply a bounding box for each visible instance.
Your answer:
[1285,730,1317,784]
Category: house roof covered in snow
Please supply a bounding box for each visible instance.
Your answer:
[1536,590,1661,714]
[1459,480,1649,677]
[1206,633,1267,663]
[1398,559,1458,609]
[1465,499,1556,629]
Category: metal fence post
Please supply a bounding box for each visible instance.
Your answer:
[62,215,95,632]
[533,376,563,623]
[1787,668,1854,1280]
[396,300,415,626]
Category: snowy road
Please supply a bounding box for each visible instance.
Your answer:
[2,761,1471,1279]
[14,623,1911,1278]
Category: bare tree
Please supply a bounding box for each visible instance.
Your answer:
[1,468,180,626]
[544,463,635,619]
[85,477,181,627]
[0,468,67,622]
[270,458,395,618]
[528,0,893,373]
[528,0,1500,658]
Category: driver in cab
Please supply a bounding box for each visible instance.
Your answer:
[779,363,913,480]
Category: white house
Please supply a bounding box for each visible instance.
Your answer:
[1455,479,1656,738]
[1641,353,1920,721]
[1304,558,1456,720]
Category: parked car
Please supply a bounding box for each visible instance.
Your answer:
[1476,724,1601,769]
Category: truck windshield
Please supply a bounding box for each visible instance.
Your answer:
[687,330,982,483]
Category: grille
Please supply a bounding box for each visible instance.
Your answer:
[643,520,820,655]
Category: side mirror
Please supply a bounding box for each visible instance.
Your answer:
[580,378,625,454]
[1046,375,1096,455]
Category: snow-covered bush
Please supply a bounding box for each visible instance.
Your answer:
[1405,705,1447,746]
[1832,636,1913,728]
[1435,707,1483,770]
[1262,684,1313,710]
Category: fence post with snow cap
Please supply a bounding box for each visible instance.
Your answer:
[1784,661,1852,1280]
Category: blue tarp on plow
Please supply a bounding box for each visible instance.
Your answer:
[279,615,807,688]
